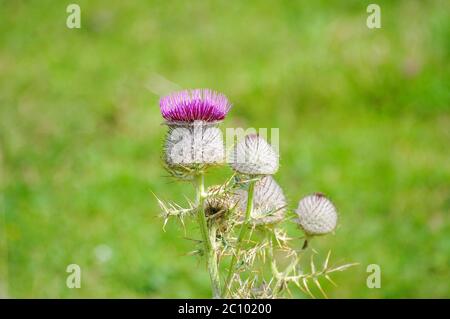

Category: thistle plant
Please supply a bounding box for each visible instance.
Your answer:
[155,89,356,298]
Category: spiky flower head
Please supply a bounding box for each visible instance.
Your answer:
[164,121,225,176]
[159,89,231,123]
[230,134,279,175]
[295,193,338,236]
[234,176,286,226]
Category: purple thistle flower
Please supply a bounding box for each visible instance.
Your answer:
[159,89,232,123]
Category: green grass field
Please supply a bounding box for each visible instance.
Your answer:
[0,0,449,298]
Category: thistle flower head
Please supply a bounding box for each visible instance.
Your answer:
[234,176,286,225]
[159,89,231,123]
[295,193,338,236]
[230,134,279,175]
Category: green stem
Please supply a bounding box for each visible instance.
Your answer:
[208,223,221,298]
[195,173,221,298]
[222,178,256,297]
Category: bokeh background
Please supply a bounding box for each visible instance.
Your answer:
[1,0,449,298]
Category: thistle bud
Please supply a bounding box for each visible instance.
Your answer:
[295,193,338,235]
[233,176,286,226]
[230,134,279,175]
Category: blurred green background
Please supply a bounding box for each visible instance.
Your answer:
[0,0,449,298]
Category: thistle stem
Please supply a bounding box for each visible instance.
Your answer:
[195,173,221,298]
[222,178,256,297]
[208,222,221,298]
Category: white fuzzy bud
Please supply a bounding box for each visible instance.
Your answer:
[164,121,225,167]
[234,176,286,225]
[230,134,279,175]
[295,193,338,235]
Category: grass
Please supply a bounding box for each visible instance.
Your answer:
[0,0,449,298]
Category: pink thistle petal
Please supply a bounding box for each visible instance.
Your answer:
[159,89,232,122]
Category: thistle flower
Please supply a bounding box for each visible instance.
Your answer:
[230,134,279,175]
[233,176,286,225]
[159,89,231,176]
[295,193,338,236]
[159,89,231,123]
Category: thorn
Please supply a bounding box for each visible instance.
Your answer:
[325,275,338,287]
[323,250,331,270]
[314,278,328,299]
[310,255,316,274]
